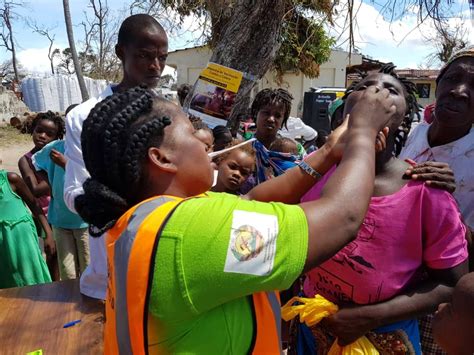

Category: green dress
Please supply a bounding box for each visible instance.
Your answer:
[0,170,51,288]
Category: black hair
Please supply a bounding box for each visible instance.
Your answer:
[190,117,211,133]
[212,125,233,151]
[117,14,166,47]
[75,86,172,236]
[269,137,299,155]
[31,111,65,139]
[343,63,420,156]
[250,88,293,129]
[177,83,192,106]
[213,139,256,165]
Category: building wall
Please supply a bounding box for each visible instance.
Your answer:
[167,47,362,117]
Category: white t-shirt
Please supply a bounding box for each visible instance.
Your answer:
[64,85,114,299]
[400,122,474,229]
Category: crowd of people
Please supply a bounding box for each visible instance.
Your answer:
[0,12,473,355]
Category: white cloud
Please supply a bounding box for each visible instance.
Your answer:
[17,46,66,74]
[327,0,473,69]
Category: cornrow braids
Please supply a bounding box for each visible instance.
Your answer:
[31,111,65,139]
[76,86,172,236]
[102,90,154,192]
[343,63,420,156]
[251,88,293,129]
[122,116,171,186]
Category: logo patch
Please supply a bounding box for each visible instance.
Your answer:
[224,210,278,276]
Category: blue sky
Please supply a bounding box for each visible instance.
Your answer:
[1,0,472,74]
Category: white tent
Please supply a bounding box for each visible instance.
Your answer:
[21,74,108,112]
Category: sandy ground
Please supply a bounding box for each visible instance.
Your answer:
[0,138,32,174]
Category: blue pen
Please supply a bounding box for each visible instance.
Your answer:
[63,319,81,328]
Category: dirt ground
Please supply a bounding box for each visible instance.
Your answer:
[0,126,33,174]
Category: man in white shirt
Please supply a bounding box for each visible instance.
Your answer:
[64,14,168,299]
[400,46,473,355]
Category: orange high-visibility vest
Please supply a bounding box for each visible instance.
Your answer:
[104,195,283,355]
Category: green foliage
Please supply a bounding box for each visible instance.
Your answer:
[160,0,336,79]
[273,12,334,82]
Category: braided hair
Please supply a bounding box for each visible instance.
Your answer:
[250,88,294,129]
[31,111,65,139]
[344,63,420,156]
[75,86,172,236]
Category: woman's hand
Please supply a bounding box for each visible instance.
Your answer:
[323,306,378,346]
[325,116,389,161]
[325,115,349,161]
[404,160,456,193]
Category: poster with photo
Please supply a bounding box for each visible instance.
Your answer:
[186,63,243,128]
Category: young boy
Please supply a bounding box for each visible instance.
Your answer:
[433,273,474,354]
[64,14,169,299]
[33,135,90,280]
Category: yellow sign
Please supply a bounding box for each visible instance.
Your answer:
[199,63,243,93]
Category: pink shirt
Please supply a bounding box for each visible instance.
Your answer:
[301,167,468,305]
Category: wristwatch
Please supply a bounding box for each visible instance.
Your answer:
[298,161,322,180]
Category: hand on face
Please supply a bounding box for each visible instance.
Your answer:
[348,85,397,133]
[325,115,389,161]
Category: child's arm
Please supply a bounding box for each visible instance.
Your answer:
[50,149,67,169]
[18,156,51,197]
[7,172,56,256]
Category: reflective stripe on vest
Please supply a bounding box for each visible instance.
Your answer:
[105,196,182,355]
[105,195,283,355]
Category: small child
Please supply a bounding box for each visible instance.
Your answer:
[191,118,214,152]
[18,111,65,281]
[0,170,54,288]
[33,126,90,281]
[433,273,474,354]
[211,141,255,195]
[269,137,299,155]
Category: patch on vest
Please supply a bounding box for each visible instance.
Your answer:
[224,210,278,276]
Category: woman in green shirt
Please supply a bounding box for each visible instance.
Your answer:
[75,85,395,353]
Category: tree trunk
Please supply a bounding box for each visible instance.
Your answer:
[3,6,18,83]
[9,31,18,82]
[207,0,287,130]
[62,0,89,101]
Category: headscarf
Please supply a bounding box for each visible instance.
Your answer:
[436,45,474,84]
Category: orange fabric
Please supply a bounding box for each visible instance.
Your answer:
[252,292,281,355]
[104,196,181,355]
[127,199,182,354]
[104,202,143,355]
